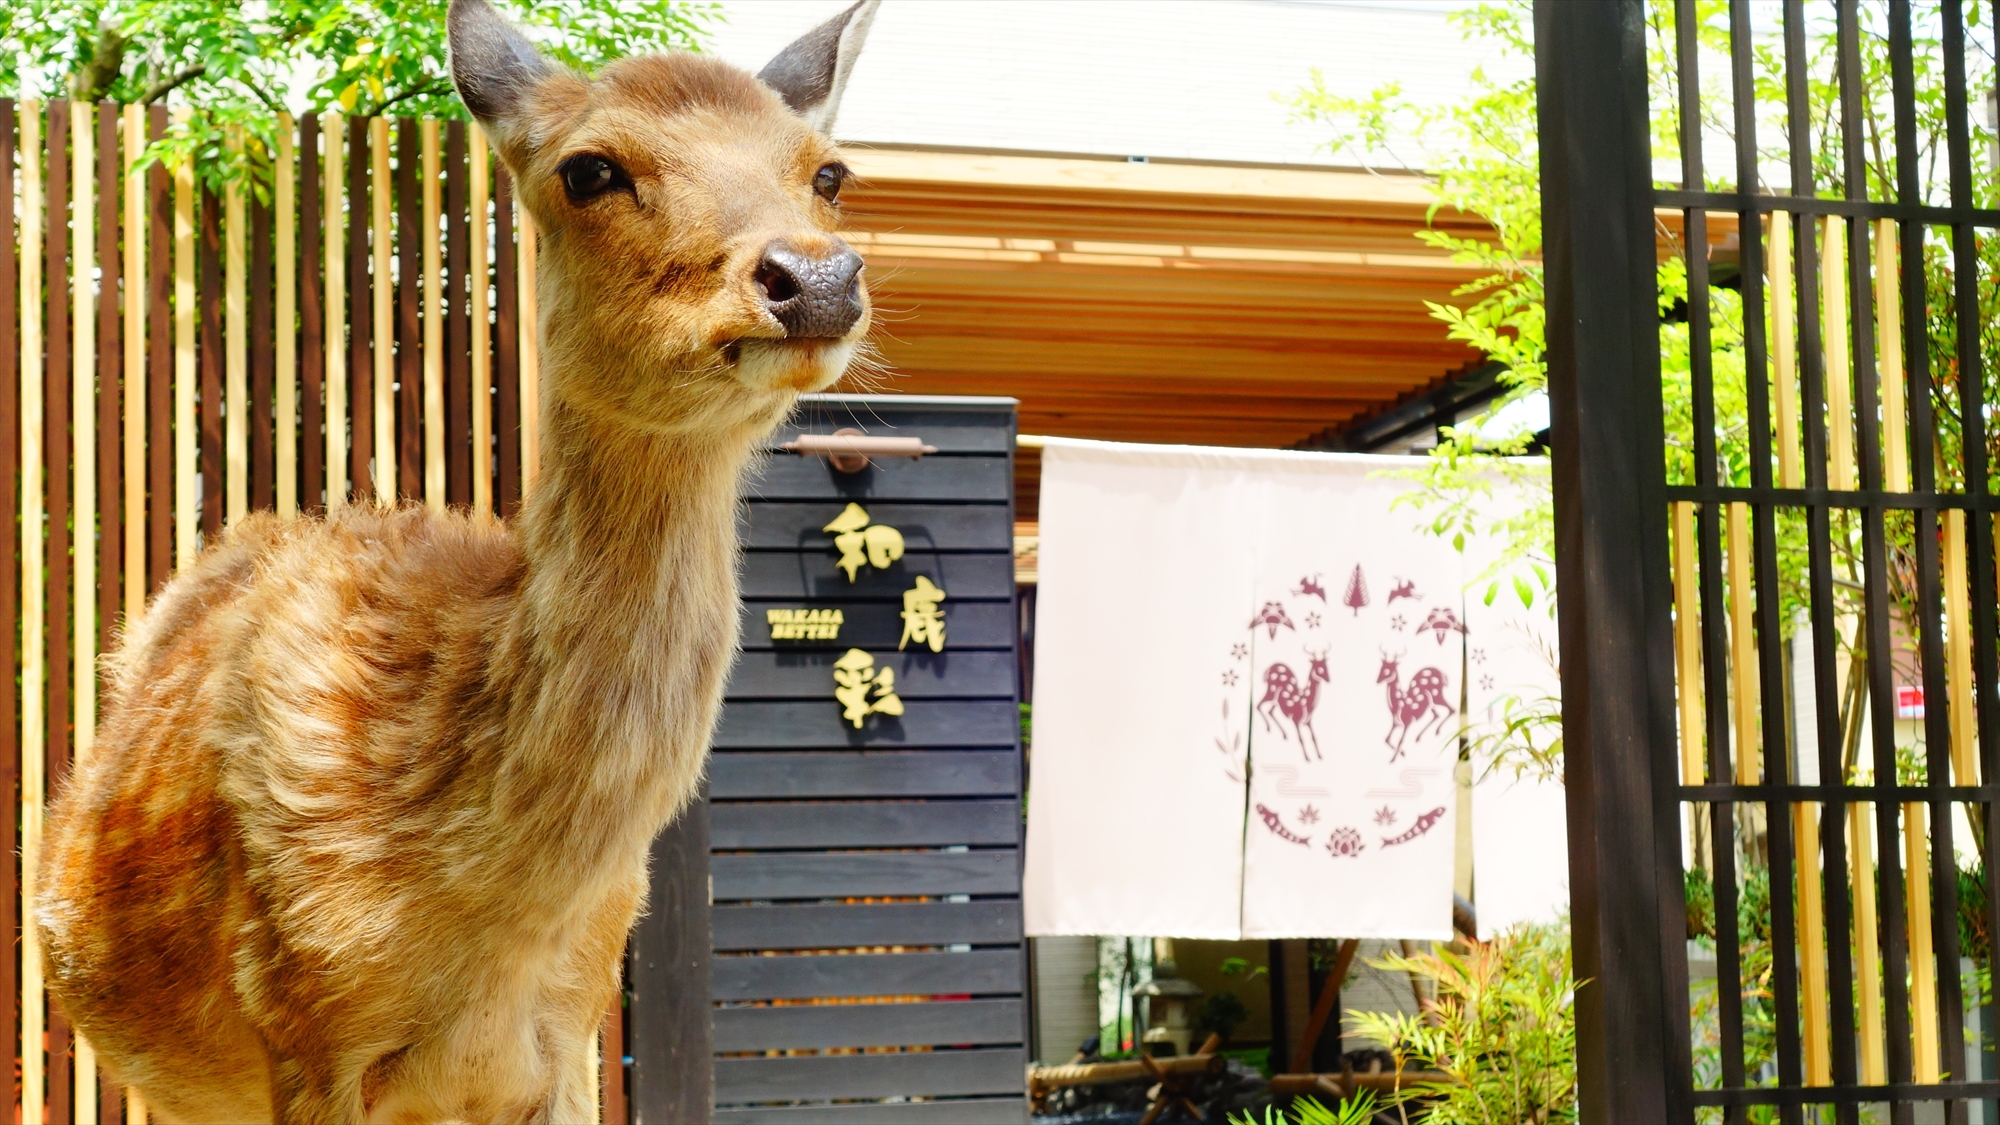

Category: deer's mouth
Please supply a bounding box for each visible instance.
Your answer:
[733,337,855,393]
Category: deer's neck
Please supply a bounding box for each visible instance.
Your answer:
[490,390,759,874]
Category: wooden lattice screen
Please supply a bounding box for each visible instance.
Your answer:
[1543,1,2000,1118]
[0,97,590,1124]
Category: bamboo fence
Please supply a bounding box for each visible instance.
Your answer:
[1669,208,1983,1090]
[0,99,627,1125]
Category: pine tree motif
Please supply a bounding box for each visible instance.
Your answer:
[1342,564,1370,617]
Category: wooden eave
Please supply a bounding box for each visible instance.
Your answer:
[836,146,1496,460]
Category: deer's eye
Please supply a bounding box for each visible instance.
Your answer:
[813,163,847,203]
[559,154,627,202]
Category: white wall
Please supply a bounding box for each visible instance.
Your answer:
[707,0,1522,167]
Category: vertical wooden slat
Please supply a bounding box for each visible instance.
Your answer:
[1944,508,1977,786]
[322,111,345,507]
[1820,216,1855,491]
[1770,211,1802,489]
[199,186,222,543]
[1671,501,1703,785]
[45,98,73,1125]
[494,167,519,517]
[95,103,117,652]
[72,102,101,1116]
[1851,800,1886,1083]
[0,98,22,1125]
[223,129,246,526]
[1903,802,1940,1082]
[275,115,297,518]
[301,114,325,515]
[1726,502,1757,783]
[120,104,142,617]
[518,205,538,492]
[17,97,42,1125]
[446,121,470,507]
[1875,218,1908,493]
[250,163,275,513]
[370,116,392,504]
[144,106,168,592]
[470,124,492,516]
[395,119,419,501]
[90,123,116,1124]
[629,786,711,1123]
[423,122,443,510]
[1794,802,1829,1085]
[347,119,369,503]
[172,110,195,569]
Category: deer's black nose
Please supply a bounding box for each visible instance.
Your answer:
[756,243,864,339]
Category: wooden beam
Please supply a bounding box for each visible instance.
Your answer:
[842,146,1447,211]
[1290,939,1360,1074]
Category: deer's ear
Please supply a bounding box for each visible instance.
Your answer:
[448,0,552,125]
[757,0,880,135]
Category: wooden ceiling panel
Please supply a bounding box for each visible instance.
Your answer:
[828,148,1494,453]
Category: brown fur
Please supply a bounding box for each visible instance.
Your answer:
[37,41,868,1125]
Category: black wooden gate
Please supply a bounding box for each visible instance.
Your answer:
[1546,1,2000,1119]
[632,395,1030,1123]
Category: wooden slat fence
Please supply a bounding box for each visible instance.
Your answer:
[0,98,607,1124]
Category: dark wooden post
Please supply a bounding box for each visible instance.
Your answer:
[1535,1,1691,1120]
[628,785,711,1124]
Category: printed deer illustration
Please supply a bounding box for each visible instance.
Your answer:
[1378,650,1455,760]
[35,2,878,1121]
[1258,645,1332,761]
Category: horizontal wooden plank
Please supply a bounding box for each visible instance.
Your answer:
[741,502,1013,550]
[740,600,1017,651]
[713,851,1020,901]
[715,949,1023,1002]
[728,650,1017,701]
[709,752,1019,800]
[780,398,1018,453]
[740,551,1015,600]
[745,454,1011,502]
[712,999,1025,1052]
[714,701,1020,749]
[713,901,1023,951]
[715,1049,1028,1106]
[711,800,1020,849]
[713,1096,1027,1124]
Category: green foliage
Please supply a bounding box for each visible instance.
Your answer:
[1199,991,1249,1044]
[1296,1,2000,793]
[1685,864,1779,1102]
[1219,955,1268,980]
[1290,2,1548,585]
[1229,1090,1380,1125]
[1342,921,1579,1125]
[0,0,715,193]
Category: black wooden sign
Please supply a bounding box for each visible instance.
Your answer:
[630,395,1028,1125]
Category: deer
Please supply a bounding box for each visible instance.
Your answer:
[34,1,878,1120]
[1257,646,1331,761]
[1378,650,1455,760]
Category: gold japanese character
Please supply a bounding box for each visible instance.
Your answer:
[833,648,904,728]
[824,503,906,582]
[898,575,947,653]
